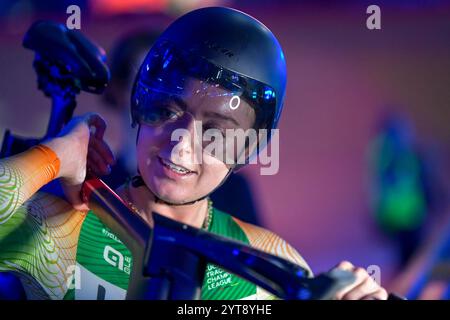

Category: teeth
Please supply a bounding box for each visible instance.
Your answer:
[161,158,190,174]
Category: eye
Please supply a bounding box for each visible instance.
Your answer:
[159,107,180,121]
[140,105,182,124]
[203,121,226,137]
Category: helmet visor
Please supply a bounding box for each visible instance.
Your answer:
[132,40,277,166]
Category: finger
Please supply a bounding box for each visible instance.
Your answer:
[61,181,90,212]
[334,261,354,271]
[342,275,379,300]
[87,159,106,178]
[89,136,115,165]
[334,266,368,300]
[85,113,107,139]
[361,288,388,300]
[87,150,110,176]
[86,159,102,177]
[87,148,110,175]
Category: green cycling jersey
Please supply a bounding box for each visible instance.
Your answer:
[0,145,311,300]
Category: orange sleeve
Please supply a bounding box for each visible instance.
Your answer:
[0,144,60,224]
[231,217,313,300]
[232,217,313,276]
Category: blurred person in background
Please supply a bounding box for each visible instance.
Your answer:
[368,112,445,268]
[101,29,160,188]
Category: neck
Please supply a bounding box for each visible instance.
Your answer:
[117,182,208,229]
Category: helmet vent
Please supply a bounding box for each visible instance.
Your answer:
[204,40,234,58]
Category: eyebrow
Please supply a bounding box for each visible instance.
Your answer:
[203,111,240,126]
[171,96,189,111]
[172,95,241,127]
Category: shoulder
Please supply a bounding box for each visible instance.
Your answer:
[232,216,312,276]
[212,208,312,277]
[18,191,87,230]
[1,190,86,235]
[0,191,86,299]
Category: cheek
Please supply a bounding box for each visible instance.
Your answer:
[136,127,163,171]
[135,125,231,201]
[137,139,151,167]
[198,154,230,188]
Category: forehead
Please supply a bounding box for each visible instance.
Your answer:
[172,77,256,127]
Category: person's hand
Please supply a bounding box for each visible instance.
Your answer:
[42,113,115,211]
[331,261,388,300]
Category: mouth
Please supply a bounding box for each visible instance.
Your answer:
[158,157,197,176]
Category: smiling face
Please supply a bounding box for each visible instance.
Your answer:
[136,77,256,204]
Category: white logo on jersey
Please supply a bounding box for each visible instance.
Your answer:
[75,264,126,300]
[66,264,81,289]
[103,245,124,271]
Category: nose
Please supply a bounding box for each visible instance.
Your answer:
[165,113,202,164]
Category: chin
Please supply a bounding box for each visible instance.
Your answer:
[139,160,204,204]
[149,177,197,204]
